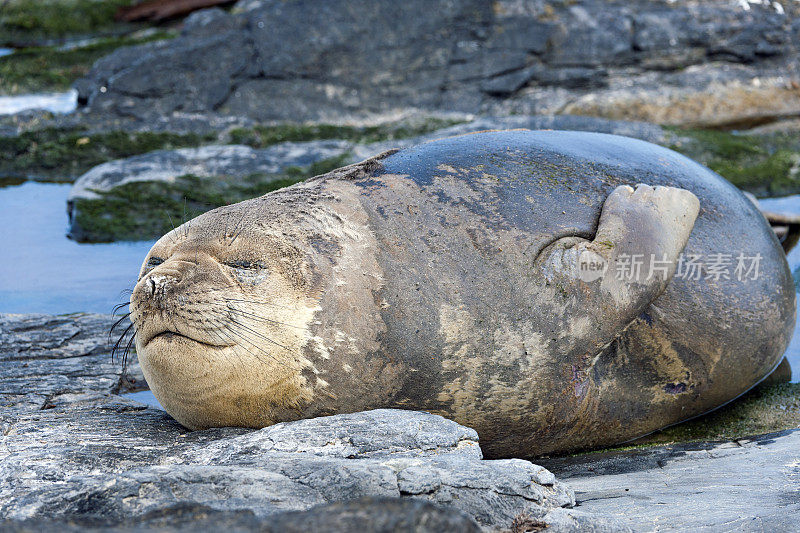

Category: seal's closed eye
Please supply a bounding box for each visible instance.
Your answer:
[224,259,269,284]
[139,257,165,279]
[224,259,263,270]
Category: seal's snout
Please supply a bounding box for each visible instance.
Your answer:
[146,272,182,306]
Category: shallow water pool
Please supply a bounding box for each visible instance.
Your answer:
[0,182,154,314]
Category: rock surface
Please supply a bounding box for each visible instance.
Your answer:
[541,429,800,531]
[74,0,800,127]
[0,312,625,531]
[64,140,352,242]
[1,498,486,532]
[68,142,351,202]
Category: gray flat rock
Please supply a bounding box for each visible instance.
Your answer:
[540,431,800,531]
[68,141,352,202]
[0,312,624,531]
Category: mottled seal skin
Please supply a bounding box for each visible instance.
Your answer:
[130,131,795,458]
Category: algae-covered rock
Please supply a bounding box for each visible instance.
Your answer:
[0,32,175,97]
[66,142,352,242]
[59,114,800,243]
[68,142,351,201]
[0,0,133,47]
[0,126,216,181]
[668,128,800,197]
[64,115,669,243]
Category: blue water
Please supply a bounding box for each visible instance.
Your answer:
[0,182,154,314]
[0,89,78,115]
[125,390,163,410]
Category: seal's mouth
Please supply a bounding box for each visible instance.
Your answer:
[142,329,230,349]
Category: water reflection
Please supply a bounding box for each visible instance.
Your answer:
[124,390,164,410]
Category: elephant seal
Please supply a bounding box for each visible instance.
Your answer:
[129,130,795,458]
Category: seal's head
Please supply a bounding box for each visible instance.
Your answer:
[130,195,321,430]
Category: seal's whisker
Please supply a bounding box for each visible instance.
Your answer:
[228,210,248,246]
[217,321,280,364]
[117,288,134,299]
[225,306,307,330]
[108,311,132,345]
[204,320,249,371]
[164,209,177,244]
[120,329,136,373]
[221,209,231,246]
[219,313,301,360]
[112,301,130,314]
[183,283,241,297]
[221,297,293,309]
[215,313,305,347]
[111,322,135,365]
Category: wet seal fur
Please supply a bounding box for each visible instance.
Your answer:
[130,130,795,458]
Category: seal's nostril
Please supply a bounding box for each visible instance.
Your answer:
[149,278,157,297]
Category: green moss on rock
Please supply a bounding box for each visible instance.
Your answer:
[0,32,175,95]
[69,154,350,242]
[668,128,800,197]
[0,0,139,46]
[0,127,216,181]
[227,118,465,148]
[2,116,465,182]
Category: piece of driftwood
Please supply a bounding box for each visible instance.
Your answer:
[762,210,800,254]
[743,192,800,254]
[116,0,234,22]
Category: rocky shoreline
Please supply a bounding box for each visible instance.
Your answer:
[2,0,800,243]
[1,312,799,531]
[52,114,800,243]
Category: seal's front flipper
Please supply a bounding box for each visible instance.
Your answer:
[533,184,700,360]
